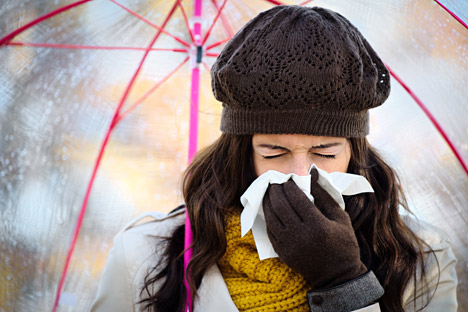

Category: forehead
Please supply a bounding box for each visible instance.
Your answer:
[252,134,346,147]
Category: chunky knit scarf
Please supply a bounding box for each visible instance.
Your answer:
[217,210,309,312]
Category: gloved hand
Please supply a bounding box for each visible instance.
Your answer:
[262,168,367,290]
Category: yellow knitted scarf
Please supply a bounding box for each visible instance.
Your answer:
[218,210,309,312]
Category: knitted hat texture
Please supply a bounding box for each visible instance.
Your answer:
[211,6,390,137]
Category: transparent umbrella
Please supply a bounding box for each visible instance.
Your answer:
[0,0,467,311]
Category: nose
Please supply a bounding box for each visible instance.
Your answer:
[290,155,312,176]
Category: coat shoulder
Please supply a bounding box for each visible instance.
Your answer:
[401,215,458,311]
[119,210,185,242]
[115,210,185,299]
[401,214,451,251]
[116,210,185,269]
[90,210,185,311]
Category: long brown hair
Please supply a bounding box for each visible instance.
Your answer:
[139,134,434,312]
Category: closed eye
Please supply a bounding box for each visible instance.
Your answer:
[315,154,336,159]
[262,154,285,159]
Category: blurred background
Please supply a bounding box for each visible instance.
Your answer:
[0,0,467,310]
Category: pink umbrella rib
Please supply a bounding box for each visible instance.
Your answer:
[387,66,468,176]
[109,0,191,48]
[300,0,314,6]
[202,0,228,46]
[7,41,188,53]
[262,0,285,6]
[206,37,232,51]
[210,0,234,37]
[116,56,189,124]
[0,0,93,46]
[177,0,196,44]
[202,61,211,72]
[433,0,468,30]
[52,1,182,311]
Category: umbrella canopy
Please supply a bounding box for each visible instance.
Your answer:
[0,0,467,310]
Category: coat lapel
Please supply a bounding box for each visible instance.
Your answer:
[195,265,238,312]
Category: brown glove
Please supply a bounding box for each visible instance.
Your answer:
[262,168,367,290]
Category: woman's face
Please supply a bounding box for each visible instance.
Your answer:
[252,134,351,176]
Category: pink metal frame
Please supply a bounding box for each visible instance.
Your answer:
[0,0,467,311]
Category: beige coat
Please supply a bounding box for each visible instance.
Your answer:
[90,211,457,312]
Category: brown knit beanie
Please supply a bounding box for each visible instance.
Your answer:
[211,6,390,137]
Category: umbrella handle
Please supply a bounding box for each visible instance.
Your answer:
[185,0,203,309]
[184,210,194,312]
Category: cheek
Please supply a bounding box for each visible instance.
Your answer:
[253,156,271,176]
[253,153,263,176]
[315,158,348,173]
[253,156,262,176]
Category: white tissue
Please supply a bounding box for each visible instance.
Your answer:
[240,164,374,260]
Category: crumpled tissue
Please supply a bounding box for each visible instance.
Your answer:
[240,164,374,260]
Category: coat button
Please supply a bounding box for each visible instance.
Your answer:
[311,295,323,305]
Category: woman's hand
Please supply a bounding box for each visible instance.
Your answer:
[262,168,367,289]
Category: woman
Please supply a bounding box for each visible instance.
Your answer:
[91,5,457,312]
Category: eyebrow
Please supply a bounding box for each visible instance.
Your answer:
[257,142,342,151]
